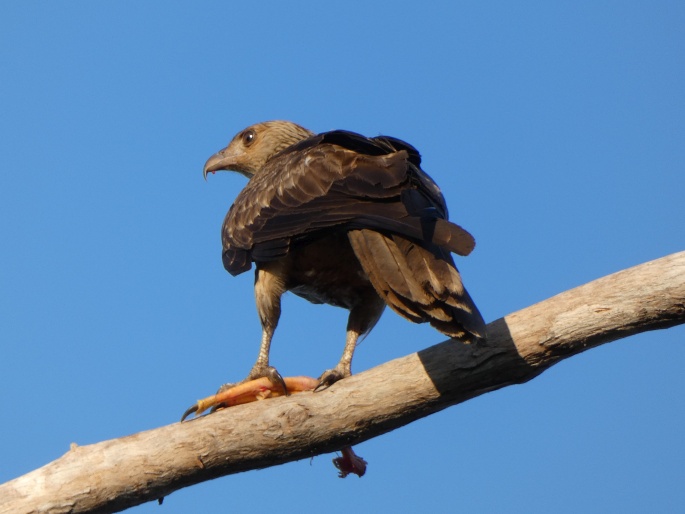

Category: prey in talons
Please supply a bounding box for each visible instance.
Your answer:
[180,375,367,478]
[181,375,318,421]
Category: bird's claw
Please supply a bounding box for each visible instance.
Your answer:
[181,404,199,422]
[260,366,289,397]
[314,368,346,391]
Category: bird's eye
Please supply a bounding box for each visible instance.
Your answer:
[242,130,256,146]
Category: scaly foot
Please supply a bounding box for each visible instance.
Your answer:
[314,365,350,391]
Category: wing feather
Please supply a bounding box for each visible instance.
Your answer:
[222,130,474,274]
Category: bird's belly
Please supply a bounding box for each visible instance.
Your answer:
[285,234,375,309]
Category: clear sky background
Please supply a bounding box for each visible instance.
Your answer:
[1,2,684,513]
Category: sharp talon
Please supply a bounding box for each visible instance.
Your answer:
[209,403,227,414]
[181,404,199,422]
[270,368,289,396]
[314,370,343,391]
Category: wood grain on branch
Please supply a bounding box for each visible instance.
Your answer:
[2,251,684,514]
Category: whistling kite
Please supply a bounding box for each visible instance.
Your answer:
[203,121,485,391]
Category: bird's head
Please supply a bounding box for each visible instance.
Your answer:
[203,121,314,179]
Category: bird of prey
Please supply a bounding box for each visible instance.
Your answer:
[203,121,485,391]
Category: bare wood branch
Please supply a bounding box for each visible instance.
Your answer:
[2,251,684,514]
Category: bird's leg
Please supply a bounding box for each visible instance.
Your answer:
[315,328,360,391]
[185,264,290,419]
[234,264,288,394]
[217,325,284,393]
[316,295,385,391]
[238,324,287,395]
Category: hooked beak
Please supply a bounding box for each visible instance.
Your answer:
[203,147,235,180]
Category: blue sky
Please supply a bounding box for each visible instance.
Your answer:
[1,2,684,513]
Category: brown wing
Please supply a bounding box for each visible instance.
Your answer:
[222,130,475,275]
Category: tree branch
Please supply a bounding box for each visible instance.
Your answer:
[2,251,684,514]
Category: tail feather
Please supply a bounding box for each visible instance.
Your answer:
[348,229,485,342]
[349,230,426,322]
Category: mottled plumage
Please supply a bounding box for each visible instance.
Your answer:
[204,121,485,388]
